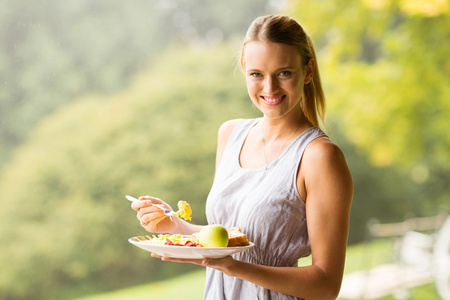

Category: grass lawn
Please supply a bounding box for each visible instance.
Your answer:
[75,269,206,300]
[76,239,441,300]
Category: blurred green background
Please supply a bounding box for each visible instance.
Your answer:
[0,0,448,299]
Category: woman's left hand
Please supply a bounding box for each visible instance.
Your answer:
[150,253,237,276]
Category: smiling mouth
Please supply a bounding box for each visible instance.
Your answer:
[260,95,286,105]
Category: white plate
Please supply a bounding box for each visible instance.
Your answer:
[129,235,254,259]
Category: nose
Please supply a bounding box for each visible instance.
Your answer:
[263,75,279,94]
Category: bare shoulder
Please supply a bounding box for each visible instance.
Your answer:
[217,119,244,145]
[303,136,346,165]
[218,119,244,135]
[215,119,245,171]
[300,136,353,200]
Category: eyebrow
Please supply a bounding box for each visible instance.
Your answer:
[246,66,295,73]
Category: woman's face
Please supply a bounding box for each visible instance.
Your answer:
[243,41,313,120]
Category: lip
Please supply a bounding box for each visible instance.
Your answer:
[260,95,286,106]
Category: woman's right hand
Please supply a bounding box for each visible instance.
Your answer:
[131,195,177,233]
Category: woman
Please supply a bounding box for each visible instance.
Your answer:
[132,14,353,300]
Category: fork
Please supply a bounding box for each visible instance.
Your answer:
[125,195,174,216]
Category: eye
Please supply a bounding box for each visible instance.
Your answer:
[249,72,262,78]
[279,70,292,77]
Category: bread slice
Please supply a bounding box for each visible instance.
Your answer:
[227,227,250,247]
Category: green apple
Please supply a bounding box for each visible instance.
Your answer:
[199,224,229,247]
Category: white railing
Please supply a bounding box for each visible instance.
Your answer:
[339,213,449,300]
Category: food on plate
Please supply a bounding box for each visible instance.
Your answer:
[194,226,250,247]
[171,200,192,221]
[227,227,250,247]
[142,227,250,248]
[198,224,229,247]
[144,234,201,247]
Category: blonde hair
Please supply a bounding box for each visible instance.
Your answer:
[240,15,325,127]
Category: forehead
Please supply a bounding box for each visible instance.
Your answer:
[243,41,302,70]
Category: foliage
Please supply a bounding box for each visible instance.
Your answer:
[0,0,270,168]
[0,41,259,300]
[327,124,426,242]
[290,0,450,168]
[289,0,450,231]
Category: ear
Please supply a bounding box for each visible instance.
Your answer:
[304,59,315,84]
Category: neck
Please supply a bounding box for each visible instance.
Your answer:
[260,113,307,170]
[261,112,310,143]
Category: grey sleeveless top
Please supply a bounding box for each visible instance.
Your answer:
[204,118,327,300]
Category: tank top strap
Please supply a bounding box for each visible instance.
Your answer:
[226,118,260,155]
[271,126,328,197]
[217,118,261,173]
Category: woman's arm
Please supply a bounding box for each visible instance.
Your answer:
[201,137,353,300]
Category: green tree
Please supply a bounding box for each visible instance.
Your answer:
[289,0,450,234]
[290,0,449,167]
[0,0,270,168]
[0,41,259,300]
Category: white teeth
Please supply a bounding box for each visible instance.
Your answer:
[264,96,284,102]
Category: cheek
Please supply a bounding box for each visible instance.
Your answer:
[286,79,303,97]
[246,80,259,96]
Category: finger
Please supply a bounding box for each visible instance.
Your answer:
[141,214,167,232]
[136,204,166,219]
[165,257,205,265]
[139,195,162,204]
[151,253,204,265]
[131,199,152,211]
[139,210,165,224]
